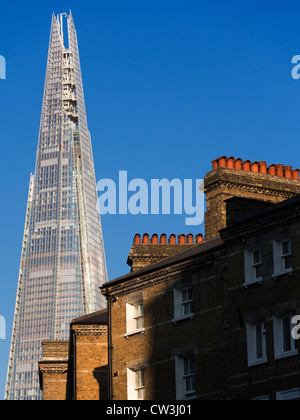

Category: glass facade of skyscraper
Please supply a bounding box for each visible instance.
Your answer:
[5,12,108,400]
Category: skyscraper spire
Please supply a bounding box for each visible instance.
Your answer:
[5,12,108,400]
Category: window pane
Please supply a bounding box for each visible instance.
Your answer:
[182,288,192,303]
[135,370,145,400]
[183,302,193,315]
[255,264,263,279]
[135,315,144,329]
[185,376,195,392]
[134,304,144,329]
[135,370,145,388]
[253,250,261,265]
[283,317,292,352]
[134,304,143,317]
[137,388,145,399]
[183,356,195,393]
[256,325,263,359]
[282,241,291,256]
[184,356,195,375]
[284,255,292,270]
[182,288,193,316]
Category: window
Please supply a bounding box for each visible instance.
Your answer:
[135,370,145,400]
[172,285,194,323]
[273,315,298,359]
[133,304,144,330]
[175,353,196,400]
[252,250,263,279]
[281,240,292,271]
[244,249,263,286]
[125,301,144,337]
[272,238,293,277]
[246,322,267,366]
[127,368,145,400]
[182,288,193,316]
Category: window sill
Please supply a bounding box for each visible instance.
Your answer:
[243,277,264,288]
[182,392,197,401]
[248,358,268,367]
[124,328,145,338]
[272,268,293,279]
[275,350,298,360]
[172,313,194,324]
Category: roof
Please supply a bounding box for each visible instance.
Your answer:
[101,236,224,291]
[223,193,300,230]
[71,308,108,325]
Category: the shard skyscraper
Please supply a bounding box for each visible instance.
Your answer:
[5,12,108,400]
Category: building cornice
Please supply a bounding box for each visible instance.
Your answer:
[39,362,68,374]
[222,207,300,242]
[105,254,222,298]
[72,324,107,337]
[205,178,298,200]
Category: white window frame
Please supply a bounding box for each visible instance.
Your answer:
[127,368,145,400]
[273,315,298,360]
[276,388,300,400]
[246,322,267,366]
[272,238,293,278]
[243,249,263,286]
[172,285,194,323]
[125,301,145,337]
[175,353,196,400]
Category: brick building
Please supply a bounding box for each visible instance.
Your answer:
[39,156,300,400]
[39,310,108,400]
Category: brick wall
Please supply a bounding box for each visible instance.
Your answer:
[72,324,108,400]
[104,241,226,400]
[39,341,69,400]
[39,322,108,400]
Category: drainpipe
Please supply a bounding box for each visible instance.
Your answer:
[73,331,76,400]
[107,291,114,400]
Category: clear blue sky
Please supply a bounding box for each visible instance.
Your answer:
[1,0,300,399]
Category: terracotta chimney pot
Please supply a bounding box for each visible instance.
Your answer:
[151,234,158,244]
[292,169,300,180]
[133,234,141,244]
[178,234,186,244]
[234,158,243,170]
[268,164,276,175]
[212,159,219,170]
[142,233,149,244]
[218,156,227,168]
[196,233,203,244]
[226,157,235,169]
[160,233,167,244]
[250,161,259,172]
[276,164,284,177]
[169,234,176,244]
[187,234,194,244]
[284,166,292,178]
[242,160,251,171]
[259,161,267,174]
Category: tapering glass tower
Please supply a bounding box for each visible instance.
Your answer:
[5,12,108,400]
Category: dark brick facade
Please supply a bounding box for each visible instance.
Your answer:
[204,158,300,239]
[39,156,300,400]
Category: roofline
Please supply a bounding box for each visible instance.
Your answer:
[101,236,224,292]
[222,193,300,232]
[71,308,108,325]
